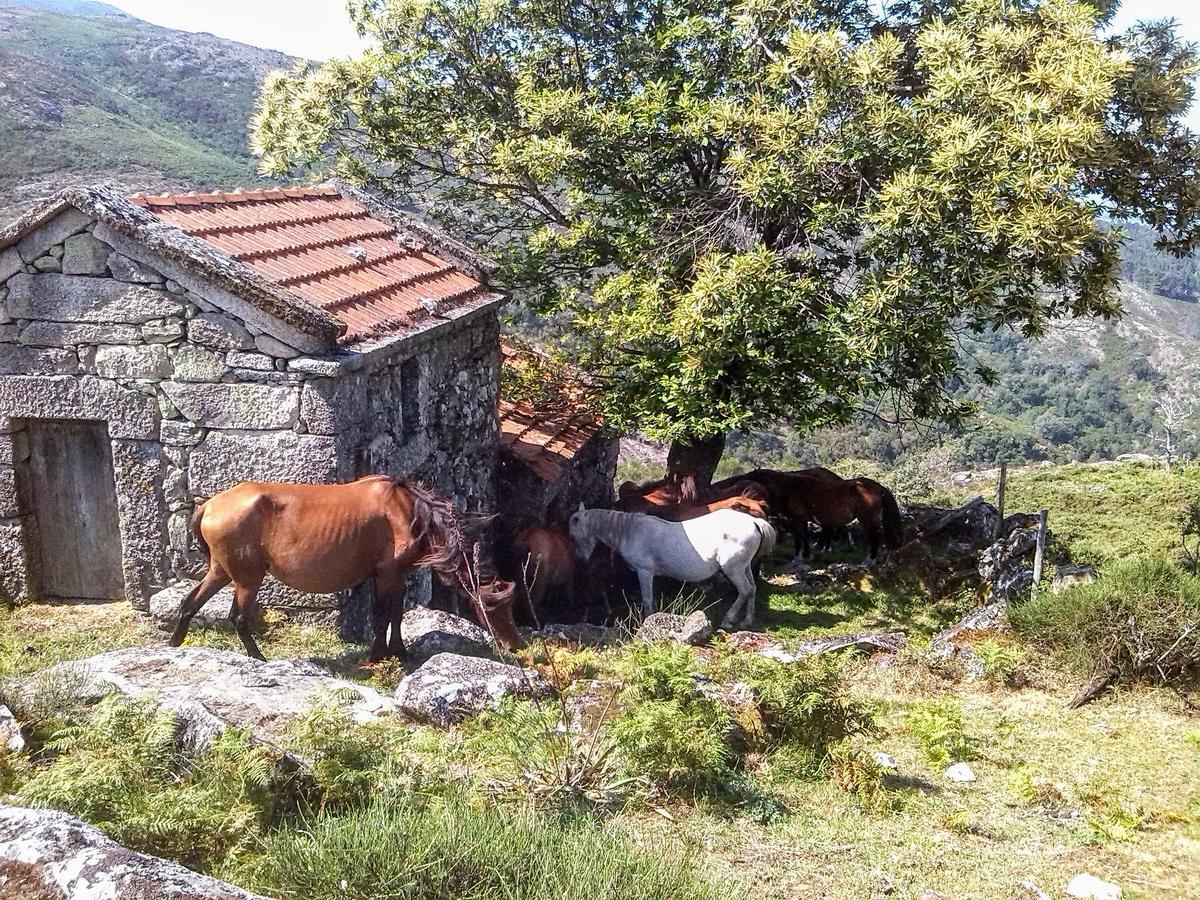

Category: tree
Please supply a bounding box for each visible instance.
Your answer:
[1150,386,1194,472]
[252,0,1200,484]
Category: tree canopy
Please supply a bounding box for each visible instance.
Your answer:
[252,0,1200,474]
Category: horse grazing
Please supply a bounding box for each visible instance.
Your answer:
[710,468,902,567]
[169,476,521,662]
[568,506,776,631]
[499,522,576,626]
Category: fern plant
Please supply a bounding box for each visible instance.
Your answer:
[906,699,976,770]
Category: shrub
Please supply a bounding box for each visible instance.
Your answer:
[17,695,284,870]
[827,743,894,813]
[716,654,874,759]
[610,643,734,789]
[1011,555,1200,687]
[905,699,975,770]
[240,792,733,900]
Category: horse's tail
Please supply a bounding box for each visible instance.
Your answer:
[860,478,903,549]
[751,516,777,561]
[191,501,210,560]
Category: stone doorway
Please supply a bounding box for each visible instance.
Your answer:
[17,419,125,601]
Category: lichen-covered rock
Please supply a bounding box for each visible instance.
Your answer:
[149,582,236,629]
[93,344,172,380]
[188,430,336,496]
[534,622,618,647]
[7,274,184,323]
[753,629,907,663]
[22,646,398,753]
[20,321,142,347]
[60,232,112,276]
[0,804,268,899]
[1053,565,1098,595]
[978,526,1039,602]
[107,251,161,284]
[0,706,23,753]
[395,652,553,727]
[187,312,254,351]
[636,610,713,645]
[162,382,299,430]
[929,602,1009,672]
[400,606,496,667]
[0,345,77,376]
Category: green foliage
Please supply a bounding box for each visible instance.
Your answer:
[255,0,1199,448]
[240,791,733,900]
[827,743,894,814]
[17,696,283,870]
[974,639,1025,683]
[905,700,976,770]
[1012,554,1200,685]
[609,643,734,789]
[716,654,873,760]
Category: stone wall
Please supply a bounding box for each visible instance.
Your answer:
[0,207,502,635]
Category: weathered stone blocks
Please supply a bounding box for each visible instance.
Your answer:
[188,312,254,351]
[94,344,172,380]
[161,382,299,430]
[253,332,301,359]
[106,251,161,284]
[0,345,77,375]
[6,274,185,323]
[0,375,159,439]
[169,343,227,382]
[60,232,112,276]
[111,438,169,608]
[20,321,142,347]
[0,247,22,282]
[189,430,337,496]
[0,519,28,605]
[15,207,91,262]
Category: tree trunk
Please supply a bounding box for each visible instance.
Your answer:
[666,433,727,489]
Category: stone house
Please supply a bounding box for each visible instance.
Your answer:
[496,345,618,525]
[0,183,505,632]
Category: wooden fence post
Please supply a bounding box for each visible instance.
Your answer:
[1031,508,1049,597]
[995,462,1007,539]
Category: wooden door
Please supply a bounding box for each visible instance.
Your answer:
[22,419,125,601]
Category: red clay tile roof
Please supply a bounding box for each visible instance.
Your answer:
[129,186,497,346]
[498,343,606,482]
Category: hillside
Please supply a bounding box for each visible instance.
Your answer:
[0,2,293,221]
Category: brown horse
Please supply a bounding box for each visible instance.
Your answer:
[615,474,700,513]
[508,523,576,626]
[646,481,771,522]
[168,475,521,662]
[710,468,902,566]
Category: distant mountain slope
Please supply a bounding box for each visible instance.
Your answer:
[0,4,294,221]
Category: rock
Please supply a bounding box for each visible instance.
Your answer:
[930,603,1008,664]
[22,646,399,753]
[169,344,228,381]
[0,248,23,282]
[395,652,553,727]
[94,344,172,380]
[188,312,254,351]
[1053,565,1098,595]
[400,606,496,667]
[253,333,301,359]
[0,705,24,753]
[32,255,61,273]
[636,610,713,645]
[60,232,112,276]
[6,274,184,324]
[161,382,299,430]
[142,317,186,344]
[15,207,91,262]
[0,375,158,440]
[1017,880,1052,900]
[0,804,268,899]
[227,350,275,371]
[978,526,1039,601]
[188,430,336,496]
[289,356,342,377]
[762,629,908,662]
[872,751,898,770]
[534,622,618,647]
[1066,873,1121,900]
[19,321,142,347]
[725,630,779,654]
[107,251,162,284]
[149,582,235,629]
[944,762,976,782]
[0,345,77,376]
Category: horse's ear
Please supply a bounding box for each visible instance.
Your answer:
[577,501,586,513]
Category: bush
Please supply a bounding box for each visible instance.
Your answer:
[905,699,975,770]
[17,695,284,870]
[240,792,733,900]
[1011,555,1200,686]
[610,643,734,789]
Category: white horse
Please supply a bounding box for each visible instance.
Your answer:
[568,506,776,631]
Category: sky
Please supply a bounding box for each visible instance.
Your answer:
[105,0,1200,126]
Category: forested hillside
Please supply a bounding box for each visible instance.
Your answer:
[0,1,291,221]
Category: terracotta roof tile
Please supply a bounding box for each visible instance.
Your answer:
[132,186,493,344]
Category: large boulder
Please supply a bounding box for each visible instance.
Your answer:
[395,652,553,728]
[635,611,713,646]
[400,606,496,667]
[148,582,235,629]
[930,602,1010,677]
[0,804,267,899]
[21,647,398,753]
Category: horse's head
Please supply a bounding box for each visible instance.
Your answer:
[568,504,598,560]
[475,576,524,650]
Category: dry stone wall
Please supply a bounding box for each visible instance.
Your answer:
[0,207,503,637]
